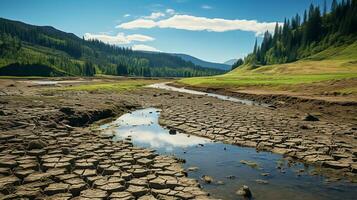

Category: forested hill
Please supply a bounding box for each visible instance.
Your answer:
[0,18,224,77]
[236,0,357,69]
[171,53,231,71]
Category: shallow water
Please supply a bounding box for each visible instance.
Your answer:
[147,82,269,107]
[101,108,357,200]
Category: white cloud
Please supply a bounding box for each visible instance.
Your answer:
[83,32,154,45]
[131,44,160,52]
[117,14,280,35]
[117,19,157,29]
[165,8,175,15]
[201,5,212,9]
[123,14,130,17]
[144,12,165,19]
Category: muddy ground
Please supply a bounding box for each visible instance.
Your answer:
[0,78,356,199]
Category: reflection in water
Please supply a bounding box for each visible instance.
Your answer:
[101,108,210,151]
[100,108,357,200]
[147,82,270,106]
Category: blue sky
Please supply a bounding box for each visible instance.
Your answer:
[0,0,332,63]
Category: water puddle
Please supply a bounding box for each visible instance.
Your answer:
[147,82,269,107]
[101,108,356,200]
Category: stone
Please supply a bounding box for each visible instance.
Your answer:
[127,185,148,197]
[169,129,177,135]
[201,175,213,184]
[27,139,47,150]
[80,189,107,198]
[304,114,319,121]
[15,187,42,199]
[0,160,17,168]
[255,179,269,184]
[236,185,252,199]
[322,161,350,169]
[138,195,157,200]
[110,191,134,200]
[187,166,199,171]
[98,182,125,192]
[24,172,50,183]
[44,183,70,195]
[149,177,166,189]
[240,160,259,169]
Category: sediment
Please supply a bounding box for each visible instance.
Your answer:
[0,79,356,199]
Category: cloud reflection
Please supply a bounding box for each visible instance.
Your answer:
[101,108,211,151]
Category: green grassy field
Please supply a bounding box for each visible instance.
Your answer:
[178,42,357,95]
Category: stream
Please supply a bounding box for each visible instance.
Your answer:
[147,82,270,107]
[100,108,356,200]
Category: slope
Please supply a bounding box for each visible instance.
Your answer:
[178,41,357,98]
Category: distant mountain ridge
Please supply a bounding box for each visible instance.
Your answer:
[0,17,224,77]
[224,59,238,65]
[172,53,230,71]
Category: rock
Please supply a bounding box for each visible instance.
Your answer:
[44,183,70,195]
[98,182,125,192]
[15,187,42,199]
[201,175,213,184]
[236,185,252,199]
[216,180,225,185]
[27,139,47,150]
[0,176,20,191]
[42,193,72,200]
[127,185,148,197]
[149,177,166,189]
[226,175,236,179]
[80,189,107,198]
[138,195,157,200]
[260,173,270,176]
[24,172,50,183]
[240,160,259,169]
[322,161,350,169]
[187,166,199,171]
[255,179,269,184]
[304,114,319,121]
[169,129,177,135]
[62,147,71,155]
[0,160,17,168]
[110,191,134,200]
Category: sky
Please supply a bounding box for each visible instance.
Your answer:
[0,0,332,63]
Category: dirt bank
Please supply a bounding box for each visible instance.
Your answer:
[169,82,357,124]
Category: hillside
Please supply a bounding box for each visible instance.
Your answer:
[178,41,357,99]
[172,53,230,71]
[0,18,224,77]
[244,0,357,67]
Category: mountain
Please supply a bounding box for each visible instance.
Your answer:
[224,59,238,65]
[172,53,230,71]
[0,17,224,77]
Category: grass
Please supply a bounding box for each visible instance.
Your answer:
[179,73,357,88]
[178,41,357,95]
[56,79,159,92]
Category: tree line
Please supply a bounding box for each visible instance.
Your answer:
[238,0,357,68]
[0,18,223,77]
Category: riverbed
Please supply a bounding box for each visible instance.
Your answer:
[101,107,357,200]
